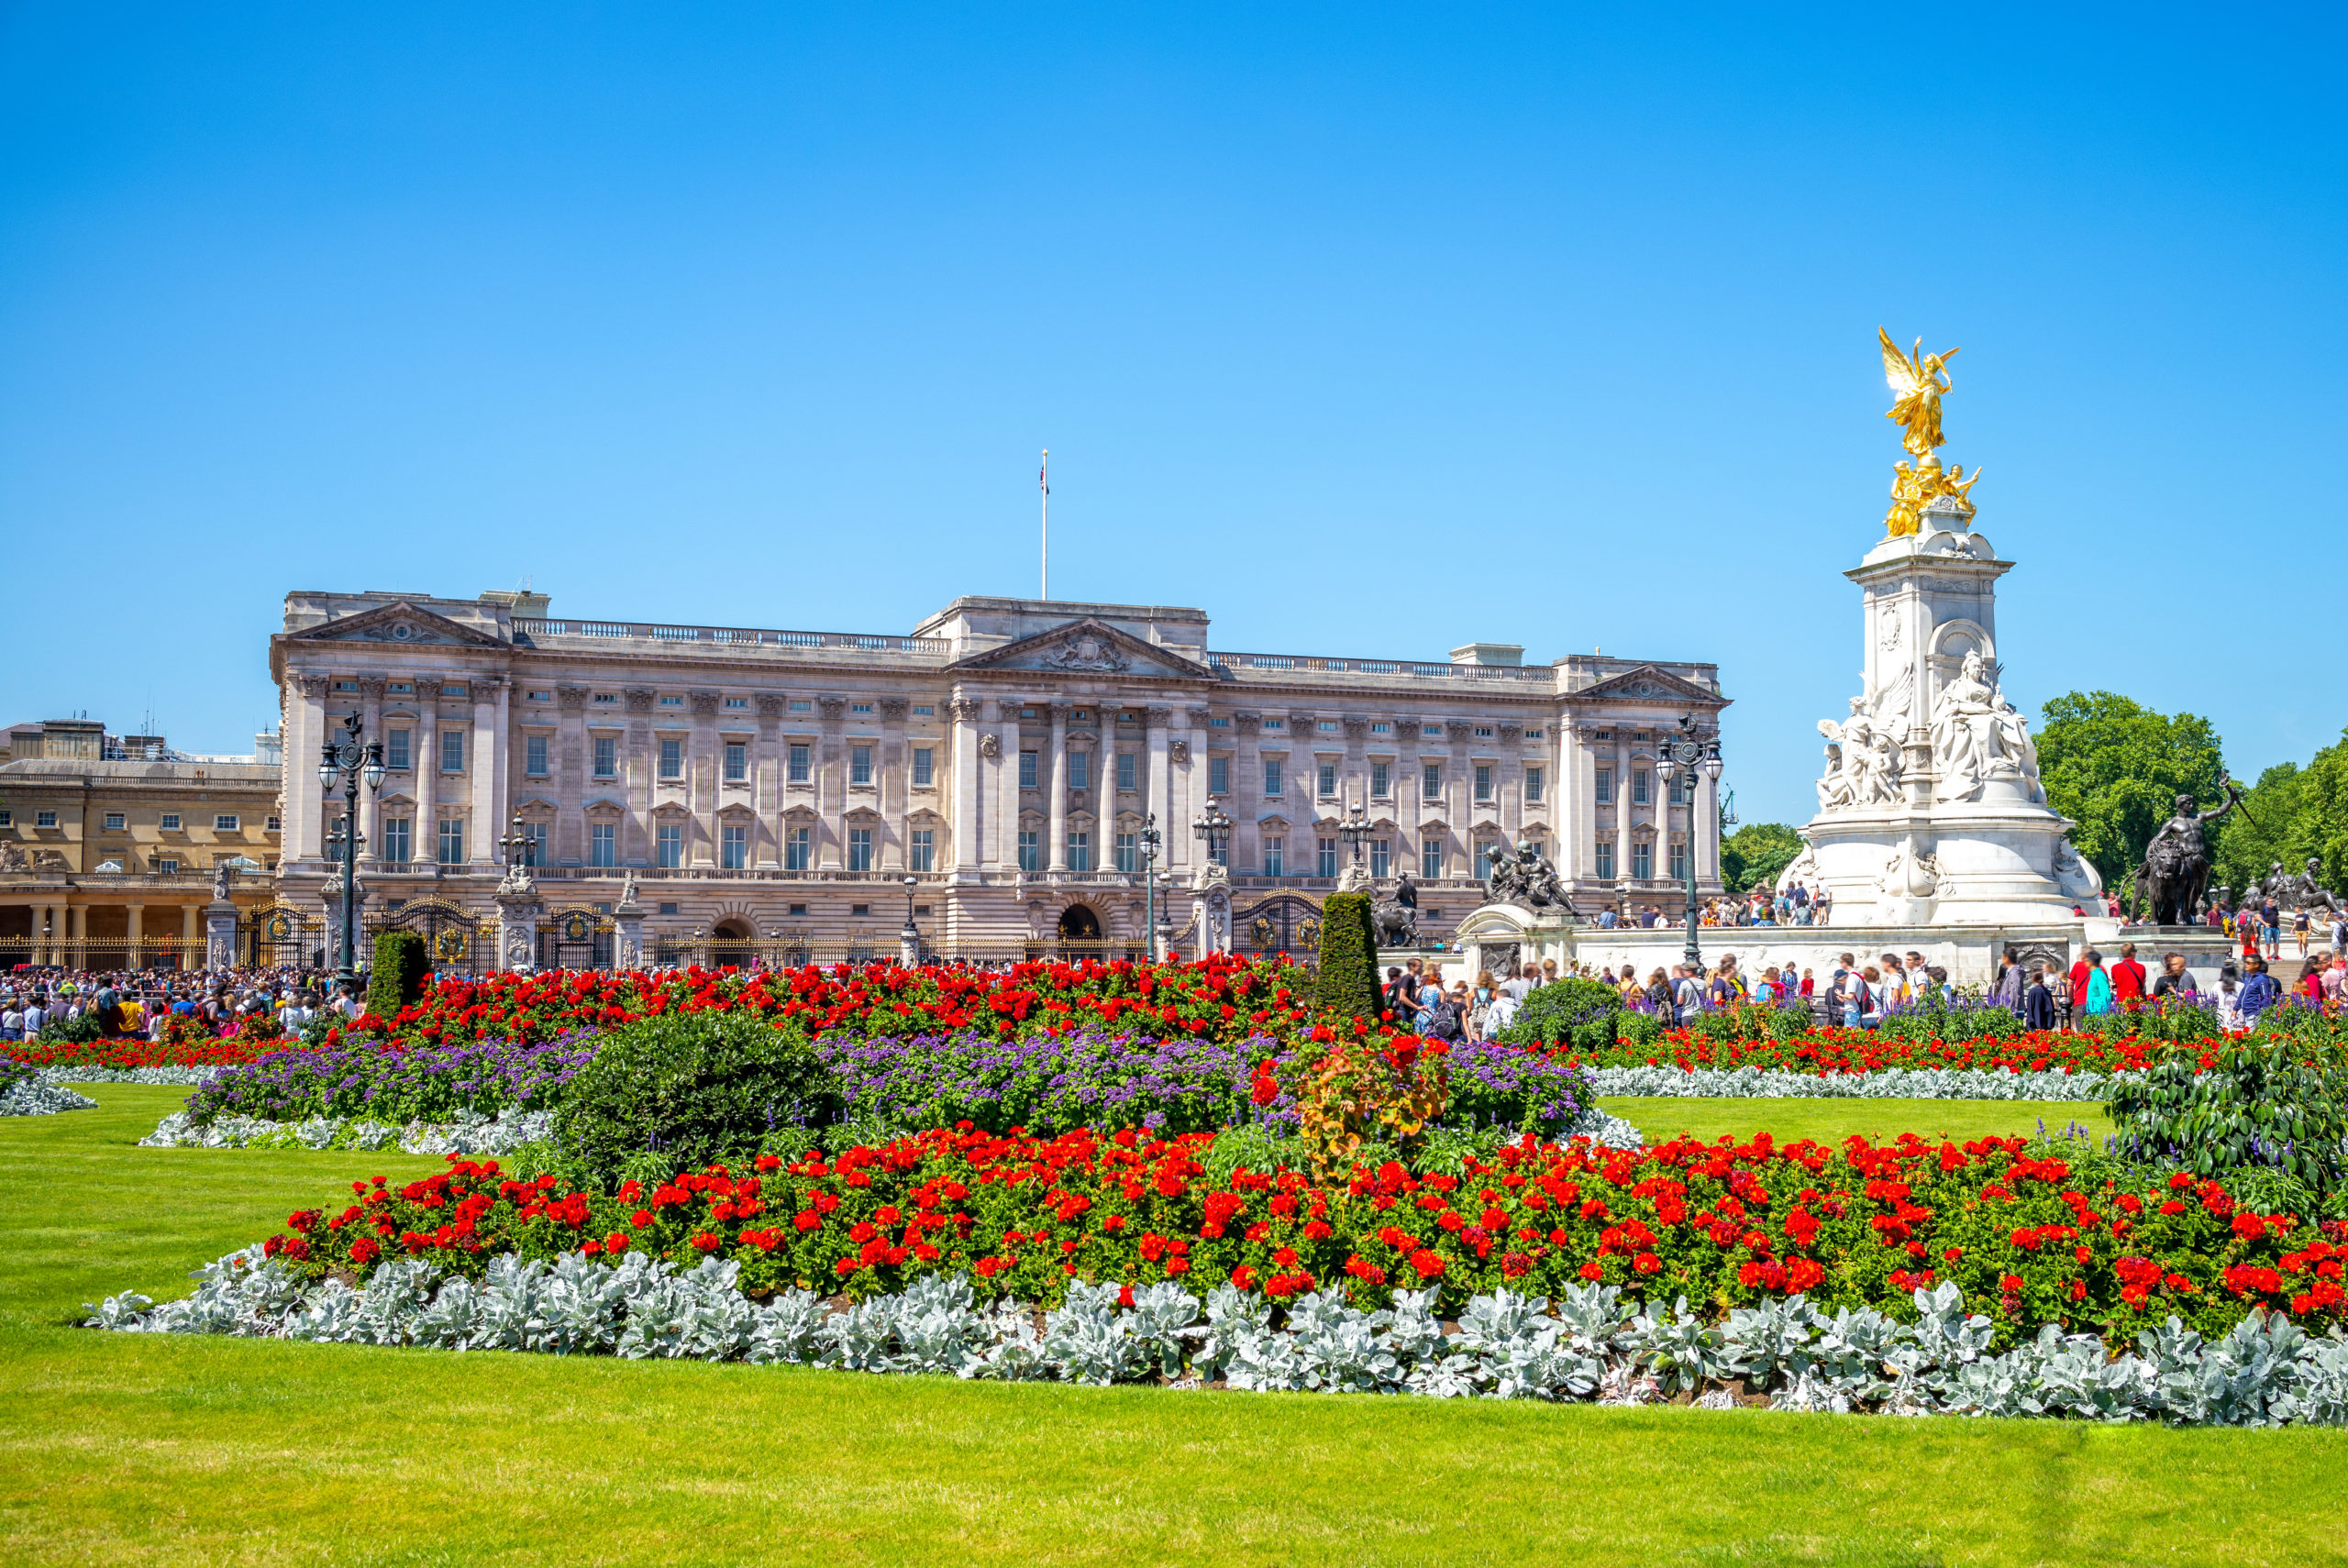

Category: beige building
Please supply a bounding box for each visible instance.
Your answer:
[269,588,1728,967]
[0,720,284,968]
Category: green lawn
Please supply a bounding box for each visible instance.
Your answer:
[2,1086,2342,1568]
[1600,1098,2115,1149]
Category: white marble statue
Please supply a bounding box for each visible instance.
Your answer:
[1929,649,2043,804]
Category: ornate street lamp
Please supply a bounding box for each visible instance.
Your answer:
[317,711,384,995]
[1137,813,1163,961]
[1192,796,1234,869]
[1337,799,1374,883]
[900,873,921,966]
[1657,715,1725,972]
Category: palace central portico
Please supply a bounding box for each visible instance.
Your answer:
[269,589,1727,964]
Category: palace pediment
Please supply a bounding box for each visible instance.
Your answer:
[946,617,1213,681]
[1567,664,1728,708]
[281,601,509,650]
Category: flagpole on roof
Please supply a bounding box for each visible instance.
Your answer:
[1039,448,1049,601]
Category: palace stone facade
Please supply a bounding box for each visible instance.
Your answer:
[268,590,1728,959]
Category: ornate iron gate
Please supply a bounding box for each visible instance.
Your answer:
[537,906,615,971]
[365,898,493,977]
[247,903,323,970]
[1235,893,1324,956]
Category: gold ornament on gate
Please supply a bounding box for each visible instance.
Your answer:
[1878,327,1982,536]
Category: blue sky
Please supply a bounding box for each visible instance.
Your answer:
[2,4,2341,824]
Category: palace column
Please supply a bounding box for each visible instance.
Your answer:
[1557,720,1583,887]
[180,904,199,963]
[753,694,784,868]
[951,696,982,873]
[1697,750,1721,884]
[413,677,440,867]
[688,690,720,868]
[1145,706,1172,852]
[357,677,387,868]
[1046,702,1070,872]
[1613,723,1633,889]
[469,675,508,867]
[815,695,846,869]
[558,686,592,866]
[287,673,331,866]
[1231,712,1261,873]
[125,904,143,968]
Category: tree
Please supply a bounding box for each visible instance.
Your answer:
[2215,728,2348,900]
[1312,892,1381,1024]
[366,931,430,1019]
[2036,691,2226,888]
[1721,823,1804,895]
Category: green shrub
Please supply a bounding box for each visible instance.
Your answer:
[37,1010,104,1044]
[1497,977,1623,1054]
[2106,1034,2348,1195]
[552,1010,841,1187]
[367,931,430,1020]
[1312,893,1381,1024]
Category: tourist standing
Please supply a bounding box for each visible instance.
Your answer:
[2213,963,2244,1030]
[2110,944,2148,1008]
[2238,955,2282,1024]
[2023,966,2057,1031]
[2151,953,2198,1003]
[2293,908,2311,958]
[2260,896,2281,960]
[2081,951,2113,1016]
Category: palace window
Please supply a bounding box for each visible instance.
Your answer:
[440,732,464,773]
[1317,762,1336,797]
[850,702,872,714]
[1318,721,1340,733]
[1527,766,1545,803]
[788,744,811,783]
[789,699,811,712]
[593,692,618,705]
[590,823,615,867]
[1423,764,1442,801]
[1263,759,1283,798]
[1209,716,1228,727]
[215,814,239,832]
[1594,840,1614,881]
[1370,838,1391,878]
[724,696,748,710]
[521,822,546,866]
[850,745,872,786]
[1370,722,1391,734]
[1262,718,1283,731]
[437,819,465,865]
[659,739,683,780]
[912,704,934,716]
[1595,767,1613,804]
[386,730,411,770]
[1263,836,1284,878]
[160,812,181,831]
[1114,832,1136,873]
[1668,772,1689,805]
[1474,765,1493,801]
[847,826,873,871]
[1019,750,1038,790]
[1116,752,1136,792]
[1633,841,1654,879]
[912,747,934,787]
[156,856,178,874]
[724,741,748,782]
[382,819,412,865]
[1067,831,1091,873]
[526,734,549,777]
[265,814,280,831]
[104,812,125,831]
[657,823,683,868]
[1069,751,1090,791]
[1318,837,1338,878]
[1669,839,1689,880]
[909,829,935,872]
[527,690,552,703]
[441,683,466,697]
[784,825,811,871]
[1476,840,1499,879]
[1018,831,1040,872]
[593,737,617,778]
[1422,838,1445,879]
[1475,726,1494,739]
[37,810,57,828]
[1422,724,1443,737]
[1370,762,1390,800]
[659,695,683,708]
[1633,768,1651,805]
[721,823,747,869]
[1209,756,1229,796]
[659,902,680,917]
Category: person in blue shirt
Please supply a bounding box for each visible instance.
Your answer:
[2237,955,2283,1024]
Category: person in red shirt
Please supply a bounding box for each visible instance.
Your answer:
[2110,942,2149,1006]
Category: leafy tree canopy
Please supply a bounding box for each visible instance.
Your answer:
[1722,823,1805,896]
[2037,691,2226,887]
[2216,729,2348,901]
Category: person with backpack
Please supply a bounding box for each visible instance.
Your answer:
[2238,955,2283,1025]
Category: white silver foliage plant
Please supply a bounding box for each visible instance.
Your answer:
[82,1254,2348,1428]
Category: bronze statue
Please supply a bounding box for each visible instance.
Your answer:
[2137,779,2240,925]
[1371,873,1419,947]
[1483,837,1568,912]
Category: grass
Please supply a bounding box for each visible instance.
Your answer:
[0,1086,2341,1567]
[1598,1098,2115,1149]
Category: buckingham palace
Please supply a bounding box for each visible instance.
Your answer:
[267,588,1728,964]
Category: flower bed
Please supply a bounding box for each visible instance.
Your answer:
[181,1034,600,1125]
[87,1253,2348,1424]
[1565,1026,2184,1077]
[211,1129,2347,1348]
[1584,1066,2111,1101]
[5,1037,292,1072]
[1,1058,97,1117]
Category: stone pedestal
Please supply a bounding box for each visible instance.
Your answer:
[1337,861,1374,894]
[1452,902,1579,985]
[899,925,921,966]
[1191,884,1233,957]
[318,875,367,976]
[204,901,239,970]
[495,890,543,973]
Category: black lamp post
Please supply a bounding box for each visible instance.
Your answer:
[316,711,384,994]
[900,873,920,965]
[1338,798,1374,878]
[1192,796,1234,870]
[1137,813,1163,960]
[1656,715,1725,972]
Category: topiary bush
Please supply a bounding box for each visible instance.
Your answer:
[367,931,429,1020]
[2106,1034,2348,1195]
[1497,977,1624,1054]
[1312,892,1381,1024]
[552,1010,841,1187]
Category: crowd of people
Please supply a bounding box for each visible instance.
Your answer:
[1589,882,1834,931]
[0,966,350,1043]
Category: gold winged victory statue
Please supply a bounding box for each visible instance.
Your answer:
[1878,326,1981,536]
